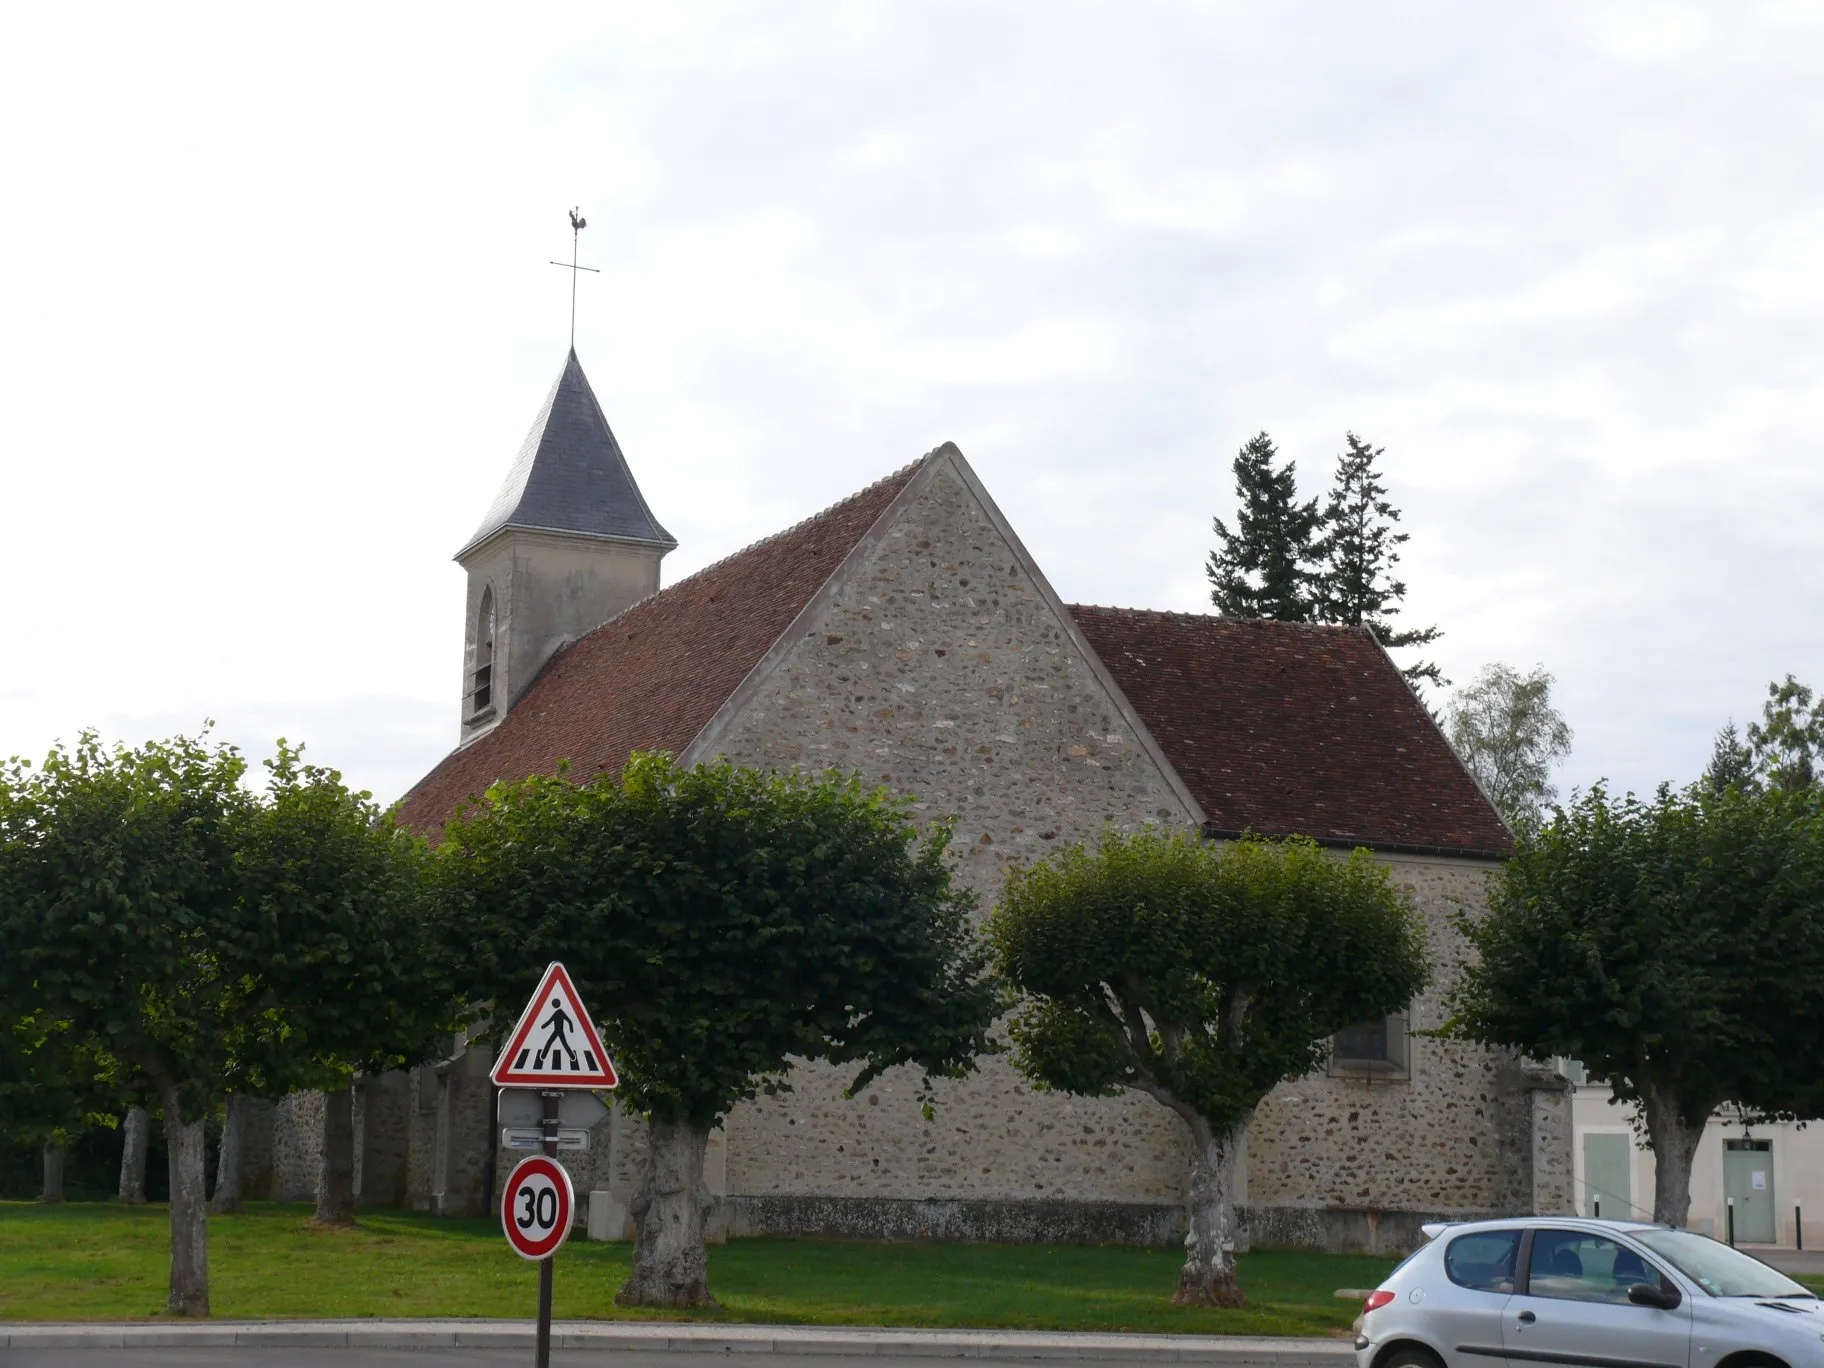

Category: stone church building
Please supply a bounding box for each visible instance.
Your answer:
[260,350,1570,1250]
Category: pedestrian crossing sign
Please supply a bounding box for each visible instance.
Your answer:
[491,961,619,1089]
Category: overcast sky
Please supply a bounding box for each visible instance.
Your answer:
[4,2,1821,808]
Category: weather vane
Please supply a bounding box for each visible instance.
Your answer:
[549,207,599,349]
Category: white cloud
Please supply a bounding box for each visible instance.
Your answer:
[3,0,1822,806]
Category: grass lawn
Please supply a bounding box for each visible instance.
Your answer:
[0,1202,1393,1337]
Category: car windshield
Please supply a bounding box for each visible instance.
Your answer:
[1631,1229,1814,1298]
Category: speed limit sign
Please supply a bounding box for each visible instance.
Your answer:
[500,1154,574,1260]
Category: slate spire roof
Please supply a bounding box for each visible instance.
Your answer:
[456,349,676,559]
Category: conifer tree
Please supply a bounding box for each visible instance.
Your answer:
[1312,432,1444,689]
[1704,720,1757,795]
[1206,432,1319,622]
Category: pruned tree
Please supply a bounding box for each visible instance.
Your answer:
[1310,432,1444,690]
[1207,432,1320,622]
[438,753,1000,1309]
[0,731,448,1312]
[0,1012,118,1203]
[1445,663,1573,835]
[1449,782,1824,1225]
[230,745,458,1225]
[988,830,1427,1308]
[0,734,254,1314]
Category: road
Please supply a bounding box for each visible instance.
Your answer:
[0,1353,1338,1368]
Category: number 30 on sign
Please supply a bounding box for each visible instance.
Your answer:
[500,1154,574,1260]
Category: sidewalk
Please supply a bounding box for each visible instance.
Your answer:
[0,1320,1351,1364]
[1759,1247,1824,1276]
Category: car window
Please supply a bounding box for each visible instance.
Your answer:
[1632,1228,1814,1298]
[1445,1229,1521,1293]
[1527,1229,1657,1304]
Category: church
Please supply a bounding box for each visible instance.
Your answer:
[266,349,1571,1251]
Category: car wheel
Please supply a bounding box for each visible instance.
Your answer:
[1377,1347,1444,1368]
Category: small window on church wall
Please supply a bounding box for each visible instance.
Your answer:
[471,587,495,715]
[1332,1012,1409,1076]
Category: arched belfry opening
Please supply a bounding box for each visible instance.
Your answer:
[453,350,674,744]
[470,586,496,718]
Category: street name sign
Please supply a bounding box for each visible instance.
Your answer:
[498,1088,611,1129]
[502,1126,590,1152]
[500,1154,574,1261]
[491,961,618,1090]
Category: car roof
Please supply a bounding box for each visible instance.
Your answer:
[1421,1217,1669,1241]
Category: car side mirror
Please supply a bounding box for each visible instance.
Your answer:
[1627,1282,1681,1310]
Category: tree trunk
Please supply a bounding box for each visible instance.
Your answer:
[40,1141,66,1203]
[1640,1083,1705,1227]
[314,1088,356,1226]
[1175,1114,1246,1308]
[614,1118,717,1308]
[210,1095,245,1215]
[162,1083,210,1316]
[119,1106,150,1204]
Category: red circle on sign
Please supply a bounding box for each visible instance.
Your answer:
[500,1155,574,1261]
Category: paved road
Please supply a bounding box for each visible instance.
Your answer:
[0,1354,1331,1368]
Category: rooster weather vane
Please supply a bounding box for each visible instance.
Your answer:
[549,207,599,348]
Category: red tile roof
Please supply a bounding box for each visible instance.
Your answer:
[394,459,924,834]
[1069,607,1511,857]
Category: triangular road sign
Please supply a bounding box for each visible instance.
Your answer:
[492,961,619,1089]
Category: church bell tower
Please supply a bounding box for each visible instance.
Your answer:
[454,349,675,742]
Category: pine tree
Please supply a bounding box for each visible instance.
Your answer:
[1703,720,1757,795]
[1206,432,1319,622]
[1311,432,1444,690]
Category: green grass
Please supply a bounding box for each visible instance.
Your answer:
[0,1202,1392,1337]
[1799,1275,1823,1295]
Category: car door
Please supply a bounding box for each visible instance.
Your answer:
[1503,1227,1692,1368]
[1428,1227,1522,1366]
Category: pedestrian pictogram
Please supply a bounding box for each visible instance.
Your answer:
[491,962,618,1089]
[500,1154,574,1260]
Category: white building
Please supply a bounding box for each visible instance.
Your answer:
[1570,1066,1822,1249]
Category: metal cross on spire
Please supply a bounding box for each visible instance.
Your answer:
[549,207,599,348]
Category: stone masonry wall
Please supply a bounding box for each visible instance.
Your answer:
[270,1091,324,1202]
[711,459,1203,1208]
[700,460,1559,1237]
[1245,855,1526,1220]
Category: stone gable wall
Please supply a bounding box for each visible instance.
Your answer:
[698,461,1558,1239]
[709,460,1202,1209]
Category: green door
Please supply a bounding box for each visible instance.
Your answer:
[1724,1140,1775,1243]
[1583,1132,1631,1219]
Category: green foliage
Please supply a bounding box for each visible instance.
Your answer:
[1450,783,1824,1132]
[988,830,1428,1134]
[1310,433,1444,690]
[0,1013,120,1151]
[1747,674,1823,793]
[437,753,1001,1129]
[233,744,459,1095]
[1445,663,1573,836]
[1207,432,1319,623]
[0,732,454,1122]
[1703,720,1756,796]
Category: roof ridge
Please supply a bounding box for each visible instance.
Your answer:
[1067,604,1369,633]
[571,452,932,642]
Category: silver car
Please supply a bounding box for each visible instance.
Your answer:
[1353,1216,1821,1367]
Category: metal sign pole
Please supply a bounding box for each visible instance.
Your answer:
[536,1091,559,1368]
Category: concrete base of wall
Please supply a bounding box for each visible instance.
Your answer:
[1239,1205,1489,1256]
[723,1195,1489,1255]
[723,1195,1186,1245]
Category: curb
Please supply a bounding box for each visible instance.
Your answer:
[0,1320,1353,1363]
